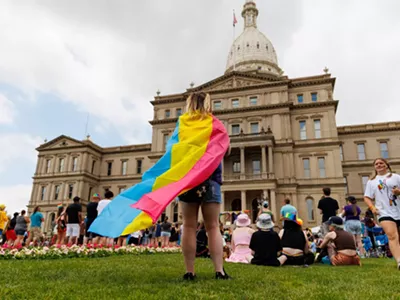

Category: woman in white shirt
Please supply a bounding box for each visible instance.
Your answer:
[364,158,400,270]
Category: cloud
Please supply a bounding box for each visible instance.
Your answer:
[0,184,32,215]
[282,0,400,126]
[0,93,16,124]
[0,133,42,174]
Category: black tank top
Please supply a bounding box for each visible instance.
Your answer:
[281,227,306,251]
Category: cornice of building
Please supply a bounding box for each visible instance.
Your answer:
[337,121,400,135]
[149,101,338,125]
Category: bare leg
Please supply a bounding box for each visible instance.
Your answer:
[355,234,365,256]
[202,203,224,274]
[327,243,337,259]
[380,221,400,265]
[181,202,199,274]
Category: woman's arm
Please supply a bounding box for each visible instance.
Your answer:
[303,232,309,254]
[364,197,378,214]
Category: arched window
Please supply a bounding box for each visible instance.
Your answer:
[173,204,178,223]
[306,198,315,221]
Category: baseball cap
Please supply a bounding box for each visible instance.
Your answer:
[327,216,344,226]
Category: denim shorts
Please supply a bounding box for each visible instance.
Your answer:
[344,220,362,235]
[179,180,222,204]
[15,230,26,236]
[161,231,171,237]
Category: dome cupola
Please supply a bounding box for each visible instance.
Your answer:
[225,0,282,76]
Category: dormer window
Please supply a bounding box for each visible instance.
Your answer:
[247,43,249,47]
[257,42,260,49]
[266,45,269,51]
[237,45,240,51]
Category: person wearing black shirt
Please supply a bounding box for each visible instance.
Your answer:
[248,214,285,266]
[66,197,82,245]
[84,193,100,245]
[318,187,339,236]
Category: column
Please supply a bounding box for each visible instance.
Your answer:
[65,155,71,173]
[221,191,225,212]
[268,146,274,176]
[263,190,269,202]
[59,183,65,202]
[241,190,247,212]
[240,146,245,180]
[82,153,89,172]
[270,189,277,219]
[35,157,42,174]
[291,193,298,211]
[261,145,267,177]
[221,157,225,179]
[51,157,57,174]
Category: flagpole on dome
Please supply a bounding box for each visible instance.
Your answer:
[233,9,238,71]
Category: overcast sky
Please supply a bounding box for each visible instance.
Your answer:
[1,0,400,214]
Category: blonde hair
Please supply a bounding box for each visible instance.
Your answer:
[185,92,211,118]
[371,158,392,180]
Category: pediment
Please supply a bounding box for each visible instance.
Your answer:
[191,71,281,93]
[37,135,85,150]
[204,77,268,92]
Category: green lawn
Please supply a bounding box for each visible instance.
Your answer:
[0,254,398,300]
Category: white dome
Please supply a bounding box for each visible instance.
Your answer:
[225,1,281,75]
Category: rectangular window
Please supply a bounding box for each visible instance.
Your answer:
[59,158,64,173]
[163,134,169,150]
[107,162,113,176]
[121,161,128,175]
[231,124,240,135]
[231,99,239,108]
[250,122,259,134]
[297,94,304,103]
[137,159,143,174]
[233,162,241,173]
[40,186,46,201]
[88,187,92,201]
[213,101,222,110]
[306,199,315,221]
[340,145,344,161]
[46,159,51,173]
[72,157,78,172]
[314,120,321,139]
[380,142,389,159]
[91,160,96,174]
[344,177,348,195]
[311,93,318,102]
[249,97,258,106]
[299,121,307,140]
[362,176,369,192]
[176,108,182,117]
[252,160,261,174]
[119,187,126,194]
[54,185,60,200]
[318,158,326,178]
[303,158,311,178]
[68,184,74,199]
[357,143,366,160]
[165,110,170,118]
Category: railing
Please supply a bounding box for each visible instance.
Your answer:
[223,173,274,181]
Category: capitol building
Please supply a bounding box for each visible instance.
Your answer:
[28,0,400,233]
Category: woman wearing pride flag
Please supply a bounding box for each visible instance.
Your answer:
[89,91,230,279]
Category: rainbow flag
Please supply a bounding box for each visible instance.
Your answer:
[89,113,229,238]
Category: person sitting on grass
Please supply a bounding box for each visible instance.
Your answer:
[196,222,209,258]
[319,216,361,266]
[226,213,255,264]
[278,213,315,266]
[247,213,286,266]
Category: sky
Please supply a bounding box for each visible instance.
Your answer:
[1,0,400,215]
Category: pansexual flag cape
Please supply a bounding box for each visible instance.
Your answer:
[89,112,230,238]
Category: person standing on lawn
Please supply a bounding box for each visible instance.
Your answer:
[364,158,400,270]
[0,204,7,237]
[280,199,297,225]
[160,216,172,247]
[318,187,339,236]
[65,197,82,245]
[178,92,230,280]
[97,190,114,246]
[26,206,44,245]
[84,193,100,245]
[14,210,30,247]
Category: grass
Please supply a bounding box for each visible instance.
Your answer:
[0,254,399,300]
